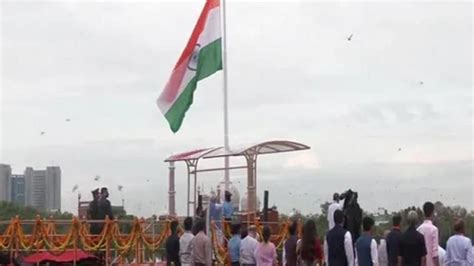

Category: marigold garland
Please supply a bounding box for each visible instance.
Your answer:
[1,216,292,263]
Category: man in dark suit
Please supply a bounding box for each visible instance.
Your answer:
[88,188,101,234]
[398,211,427,266]
[324,209,355,266]
[386,215,402,266]
[98,187,114,233]
[165,220,181,266]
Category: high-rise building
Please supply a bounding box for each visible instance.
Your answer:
[0,164,12,202]
[11,175,25,206]
[45,167,61,212]
[25,166,61,212]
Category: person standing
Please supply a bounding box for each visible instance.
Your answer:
[445,219,473,266]
[398,211,427,266]
[179,217,194,266]
[324,209,355,266]
[283,221,299,266]
[228,223,242,266]
[387,215,403,266]
[209,193,223,228]
[190,219,212,266]
[223,191,234,220]
[298,219,323,265]
[328,193,342,230]
[355,217,379,266]
[438,246,446,266]
[240,225,259,266]
[379,230,390,266]
[417,202,439,266]
[97,187,114,233]
[255,226,277,266]
[88,188,101,235]
[166,220,181,266]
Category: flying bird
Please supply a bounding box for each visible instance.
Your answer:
[347,33,353,41]
[72,185,79,192]
[94,175,101,181]
[40,131,45,136]
[65,118,71,122]
[419,81,424,85]
[398,148,402,151]
[118,185,123,191]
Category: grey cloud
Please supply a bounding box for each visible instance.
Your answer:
[349,101,441,124]
[1,1,472,216]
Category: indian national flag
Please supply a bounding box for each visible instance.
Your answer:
[157,0,222,133]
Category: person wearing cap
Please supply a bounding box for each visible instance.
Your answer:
[223,191,234,220]
[88,188,101,234]
[240,225,259,266]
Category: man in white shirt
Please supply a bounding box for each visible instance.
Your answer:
[324,209,355,266]
[179,217,194,266]
[328,193,342,230]
[438,246,446,266]
[445,219,474,266]
[378,230,390,266]
[240,225,259,266]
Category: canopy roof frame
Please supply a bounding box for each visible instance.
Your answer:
[164,140,310,216]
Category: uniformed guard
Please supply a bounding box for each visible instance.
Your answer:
[88,188,101,235]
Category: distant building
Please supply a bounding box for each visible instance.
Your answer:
[0,164,12,202]
[11,175,25,206]
[25,166,61,212]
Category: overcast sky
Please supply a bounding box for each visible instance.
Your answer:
[1,1,472,217]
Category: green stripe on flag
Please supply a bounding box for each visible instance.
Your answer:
[165,38,222,132]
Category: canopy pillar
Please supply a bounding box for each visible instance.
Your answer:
[244,150,258,213]
[168,162,176,216]
[185,159,199,217]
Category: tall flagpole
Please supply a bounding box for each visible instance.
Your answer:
[221,0,230,193]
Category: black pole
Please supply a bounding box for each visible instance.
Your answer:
[263,190,269,222]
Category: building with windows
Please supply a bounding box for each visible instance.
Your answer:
[0,164,12,202]
[25,166,61,212]
[11,174,25,206]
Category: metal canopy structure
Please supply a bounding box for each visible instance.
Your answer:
[164,140,310,216]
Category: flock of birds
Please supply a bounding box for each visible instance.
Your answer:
[71,175,125,194]
[49,32,428,215]
[39,118,71,136]
[344,33,424,86]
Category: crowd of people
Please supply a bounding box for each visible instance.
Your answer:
[163,196,472,266]
[323,198,473,266]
